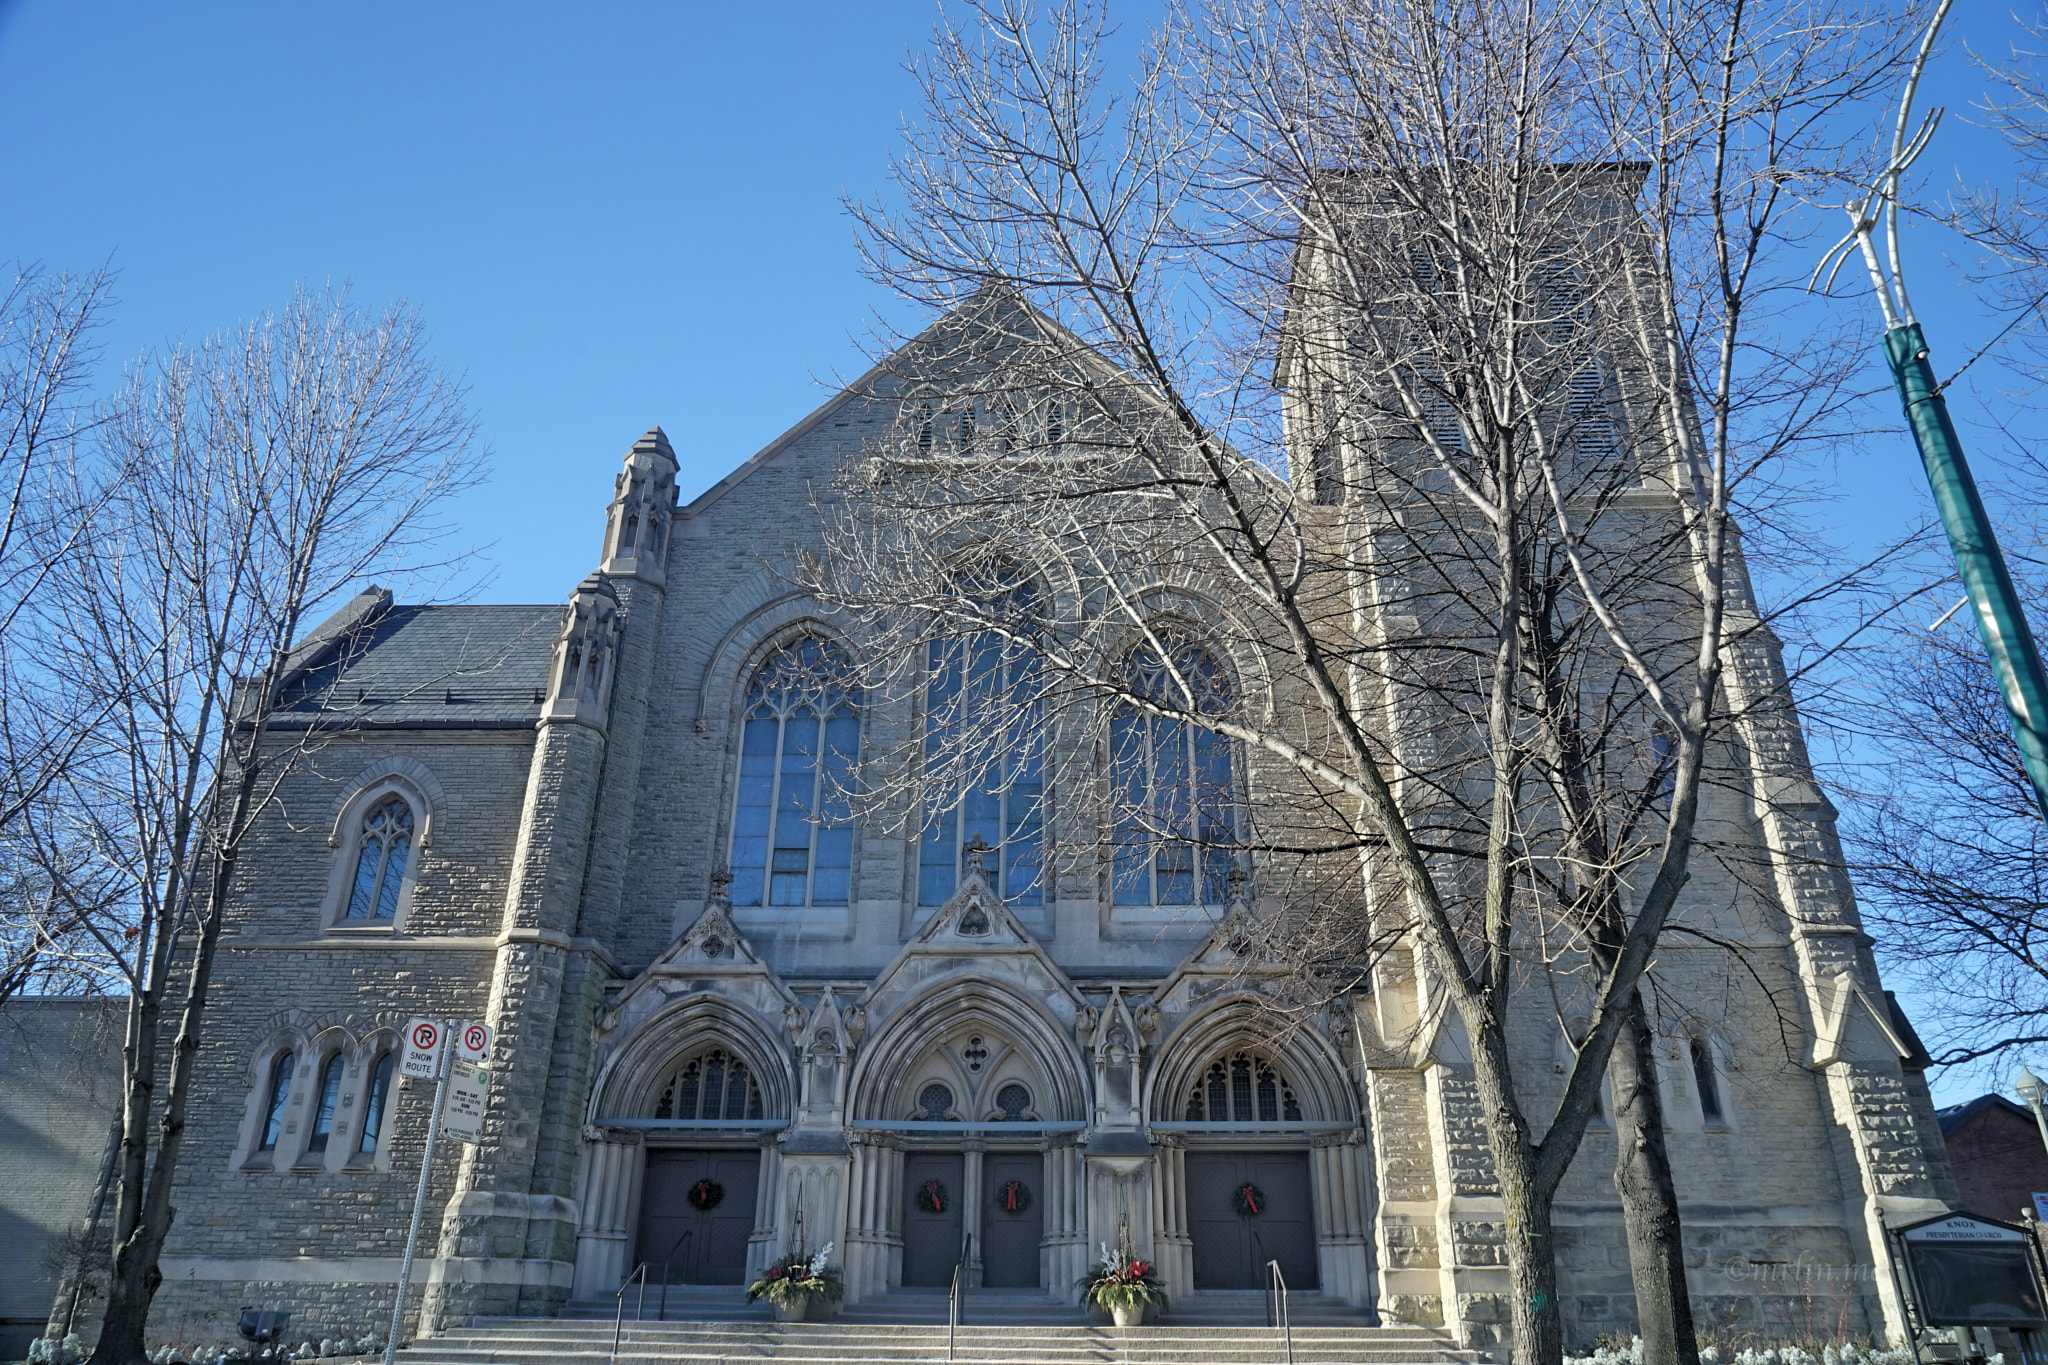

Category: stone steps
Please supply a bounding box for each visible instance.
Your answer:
[402,1305,1488,1365]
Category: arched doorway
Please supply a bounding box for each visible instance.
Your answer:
[847,981,1089,1297]
[1177,1050,1318,1290]
[574,999,794,1301]
[1147,1008,1375,1305]
[635,1047,766,1285]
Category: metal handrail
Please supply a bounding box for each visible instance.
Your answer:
[659,1230,693,1320]
[611,1264,648,1365]
[1267,1260,1293,1365]
[948,1235,971,1362]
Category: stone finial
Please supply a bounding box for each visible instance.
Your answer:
[543,573,622,728]
[709,867,734,904]
[600,427,679,585]
[963,833,992,876]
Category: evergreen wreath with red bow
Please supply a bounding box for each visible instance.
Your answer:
[916,1179,948,1214]
[995,1179,1032,1214]
[1232,1183,1265,1218]
[688,1178,724,1211]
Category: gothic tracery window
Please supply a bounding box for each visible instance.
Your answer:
[995,1083,1031,1120]
[654,1048,764,1121]
[729,638,859,908]
[345,795,414,920]
[920,574,1044,907]
[1112,635,1239,906]
[1184,1050,1301,1123]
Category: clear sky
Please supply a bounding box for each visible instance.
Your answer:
[1,1,2036,1103]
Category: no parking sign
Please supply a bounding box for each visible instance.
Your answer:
[457,1021,492,1065]
[400,1018,445,1079]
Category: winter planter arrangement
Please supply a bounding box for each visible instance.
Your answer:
[746,1244,845,1322]
[1077,1243,1168,1328]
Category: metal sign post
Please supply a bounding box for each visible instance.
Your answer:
[384,1020,450,1365]
[1815,0,2048,826]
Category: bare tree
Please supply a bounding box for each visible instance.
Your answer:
[0,261,122,1000]
[14,286,483,1365]
[809,4,1911,1363]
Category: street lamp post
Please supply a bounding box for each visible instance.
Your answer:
[2015,1065,2048,1159]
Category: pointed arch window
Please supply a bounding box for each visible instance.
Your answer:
[358,1052,394,1154]
[345,796,413,920]
[920,575,1044,907]
[1183,1051,1301,1123]
[1691,1035,1724,1125]
[729,638,859,908]
[307,1053,346,1153]
[1112,635,1238,906]
[654,1048,764,1121]
[258,1051,295,1152]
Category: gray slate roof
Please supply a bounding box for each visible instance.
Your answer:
[273,603,559,728]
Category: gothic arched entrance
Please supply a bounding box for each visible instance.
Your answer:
[636,1047,766,1285]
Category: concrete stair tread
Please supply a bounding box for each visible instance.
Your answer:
[404,1312,1486,1365]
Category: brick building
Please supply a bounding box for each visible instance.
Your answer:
[1939,1095,2048,1225]
[128,296,1958,1357]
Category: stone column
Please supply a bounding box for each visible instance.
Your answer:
[746,1142,783,1283]
[570,1128,645,1299]
[962,1142,986,1287]
[844,1134,897,1303]
[1310,1131,1372,1307]
[1151,1134,1192,1300]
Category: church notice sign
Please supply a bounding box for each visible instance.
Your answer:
[440,1063,489,1144]
[1895,1212,2048,1328]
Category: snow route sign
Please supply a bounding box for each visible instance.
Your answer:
[401,1018,444,1079]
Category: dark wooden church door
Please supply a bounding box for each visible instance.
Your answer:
[902,1151,966,1286]
[636,1149,761,1284]
[982,1152,1044,1287]
[1185,1150,1318,1290]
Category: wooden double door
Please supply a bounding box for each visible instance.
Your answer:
[901,1150,1044,1288]
[1185,1150,1318,1290]
[636,1149,761,1284]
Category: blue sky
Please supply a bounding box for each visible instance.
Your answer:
[1,2,2036,1103]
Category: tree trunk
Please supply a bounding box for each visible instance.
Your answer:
[1609,990,1699,1365]
[1496,1141,1564,1365]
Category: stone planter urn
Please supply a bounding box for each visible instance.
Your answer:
[1111,1304,1144,1328]
[772,1299,809,1323]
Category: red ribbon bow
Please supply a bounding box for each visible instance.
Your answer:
[923,1179,945,1213]
[1238,1183,1260,1214]
[1003,1179,1022,1211]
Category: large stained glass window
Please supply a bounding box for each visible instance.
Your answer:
[729,638,859,908]
[1112,636,1238,906]
[919,578,1044,907]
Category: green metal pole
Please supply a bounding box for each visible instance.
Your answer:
[1884,321,2048,826]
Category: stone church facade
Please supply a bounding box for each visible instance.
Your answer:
[142,305,1959,1354]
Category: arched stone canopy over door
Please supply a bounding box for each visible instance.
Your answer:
[844,979,1091,1297]
[1145,1000,1376,1306]
[573,998,792,1298]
